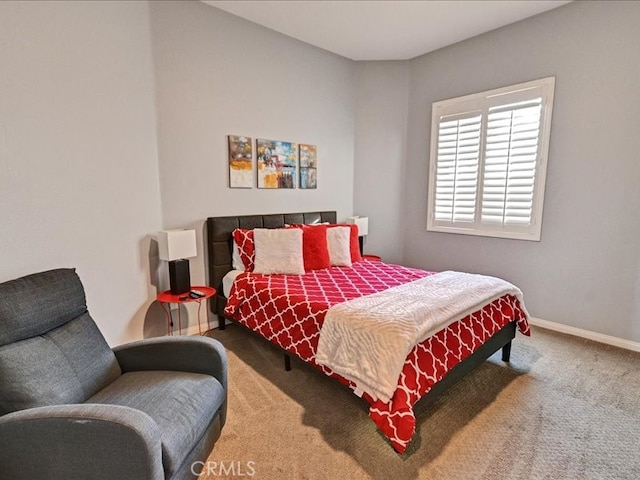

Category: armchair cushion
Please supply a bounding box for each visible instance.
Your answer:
[0,313,121,416]
[87,370,225,478]
[0,268,87,346]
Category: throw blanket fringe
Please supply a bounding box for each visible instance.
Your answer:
[315,271,528,403]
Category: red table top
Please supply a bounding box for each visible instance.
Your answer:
[157,286,216,303]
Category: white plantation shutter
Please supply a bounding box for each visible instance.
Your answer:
[428,77,555,241]
[435,114,481,223]
[481,99,542,225]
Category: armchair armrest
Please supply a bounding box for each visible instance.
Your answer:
[113,336,227,391]
[0,404,164,480]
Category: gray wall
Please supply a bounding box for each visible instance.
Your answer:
[400,1,640,342]
[354,62,409,264]
[150,1,357,293]
[0,1,163,345]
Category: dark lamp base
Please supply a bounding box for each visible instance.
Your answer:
[168,259,191,295]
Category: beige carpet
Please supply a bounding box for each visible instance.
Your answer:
[202,325,640,479]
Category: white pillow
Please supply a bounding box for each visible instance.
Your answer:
[253,228,305,275]
[232,240,244,271]
[327,226,352,267]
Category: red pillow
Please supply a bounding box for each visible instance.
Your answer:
[328,224,362,263]
[347,224,363,263]
[287,224,331,271]
[232,228,255,271]
[300,224,331,271]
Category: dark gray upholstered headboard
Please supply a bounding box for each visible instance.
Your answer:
[206,211,337,317]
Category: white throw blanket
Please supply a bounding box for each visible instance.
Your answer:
[315,270,527,403]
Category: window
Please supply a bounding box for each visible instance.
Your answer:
[427,77,555,241]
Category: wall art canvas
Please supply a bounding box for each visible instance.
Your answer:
[228,135,254,188]
[256,138,297,189]
[299,144,317,189]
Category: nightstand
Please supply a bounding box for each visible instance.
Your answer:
[157,286,215,336]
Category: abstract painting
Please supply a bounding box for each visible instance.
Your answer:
[256,138,297,189]
[299,144,317,189]
[228,135,253,188]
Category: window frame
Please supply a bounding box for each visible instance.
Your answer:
[427,77,555,241]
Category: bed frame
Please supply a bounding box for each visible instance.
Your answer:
[205,210,516,387]
[206,211,337,329]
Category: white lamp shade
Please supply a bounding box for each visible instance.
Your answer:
[157,229,197,261]
[346,216,369,236]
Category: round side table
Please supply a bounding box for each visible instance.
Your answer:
[157,286,216,336]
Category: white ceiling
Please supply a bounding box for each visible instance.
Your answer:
[203,1,571,61]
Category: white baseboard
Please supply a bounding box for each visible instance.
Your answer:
[529,317,640,353]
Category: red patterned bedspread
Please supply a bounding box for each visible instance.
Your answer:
[224,260,529,454]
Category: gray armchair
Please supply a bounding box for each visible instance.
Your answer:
[0,268,227,480]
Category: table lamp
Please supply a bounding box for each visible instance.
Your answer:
[157,229,197,295]
[346,216,369,255]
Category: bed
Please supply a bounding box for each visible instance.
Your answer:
[206,211,530,454]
